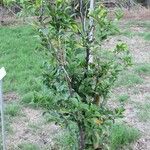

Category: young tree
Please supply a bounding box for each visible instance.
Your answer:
[6,0,132,149]
[36,0,131,149]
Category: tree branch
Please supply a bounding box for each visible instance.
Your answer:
[45,34,73,96]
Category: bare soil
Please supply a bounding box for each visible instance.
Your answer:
[6,107,59,150]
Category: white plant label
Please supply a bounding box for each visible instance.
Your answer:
[0,67,6,80]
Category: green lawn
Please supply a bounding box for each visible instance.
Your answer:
[0,26,42,95]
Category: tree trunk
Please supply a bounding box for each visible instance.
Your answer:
[89,0,95,63]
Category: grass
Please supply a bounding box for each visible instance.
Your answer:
[0,26,42,94]
[125,21,150,28]
[145,95,150,101]
[144,33,150,41]
[115,72,143,87]
[136,103,150,122]
[137,32,150,41]
[5,103,20,117]
[121,21,150,41]
[110,123,140,150]
[17,143,40,150]
[28,122,41,132]
[133,21,150,31]
[121,30,135,38]
[52,127,78,150]
[118,94,129,103]
[121,30,150,41]
[21,92,34,104]
[134,63,150,75]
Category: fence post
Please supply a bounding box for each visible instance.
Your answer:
[0,67,6,150]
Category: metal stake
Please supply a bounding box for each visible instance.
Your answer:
[0,80,6,150]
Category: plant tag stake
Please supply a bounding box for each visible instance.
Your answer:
[0,67,6,150]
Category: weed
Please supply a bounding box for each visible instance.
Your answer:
[145,95,150,101]
[52,126,78,150]
[17,143,40,150]
[118,94,129,103]
[134,63,150,75]
[126,21,150,30]
[21,92,34,104]
[137,103,150,122]
[4,116,14,134]
[115,72,143,87]
[5,103,20,117]
[138,21,150,29]
[28,123,41,132]
[144,33,150,41]
[121,30,135,38]
[110,123,140,150]
[133,89,140,94]
[121,21,150,41]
